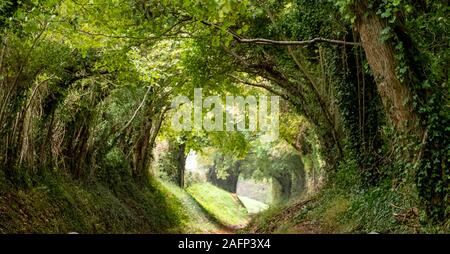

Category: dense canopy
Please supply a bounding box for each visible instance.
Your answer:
[0,0,448,233]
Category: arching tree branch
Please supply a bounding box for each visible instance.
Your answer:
[202,21,360,47]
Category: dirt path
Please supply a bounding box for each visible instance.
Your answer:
[245,198,318,233]
[210,226,236,234]
[197,210,249,234]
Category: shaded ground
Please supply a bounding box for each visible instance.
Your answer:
[245,198,323,234]
[162,181,272,233]
[0,173,185,233]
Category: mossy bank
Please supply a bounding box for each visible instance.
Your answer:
[0,169,186,233]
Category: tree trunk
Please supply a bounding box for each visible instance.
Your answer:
[132,119,153,181]
[207,161,240,193]
[353,1,449,221]
[272,171,292,202]
[353,1,417,131]
[176,142,186,188]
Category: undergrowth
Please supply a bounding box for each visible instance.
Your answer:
[0,167,186,233]
[246,158,450,233]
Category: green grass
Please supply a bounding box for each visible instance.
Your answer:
[187,183,249,228]
[245,159,450,234]
[0,170,186,233]
[159,180,221,233]
[238,195,268,214]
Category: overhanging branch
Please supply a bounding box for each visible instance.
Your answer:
[202,21,360,47]
[234,36,359,46]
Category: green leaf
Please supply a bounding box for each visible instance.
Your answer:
[381,9,392,18]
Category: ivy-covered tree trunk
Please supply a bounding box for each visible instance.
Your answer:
[352,0,449,221]
[327,41,385,185]
[353,0,418,131]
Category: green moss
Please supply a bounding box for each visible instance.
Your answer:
[238,195,268,214]
[159,180,221,233]
[0,172,185,233]
[187,183,249,228]
[245,157,449,234]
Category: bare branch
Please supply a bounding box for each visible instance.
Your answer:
[202,21,360,47]
[121,85,152,133]
[234,35,360,47]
